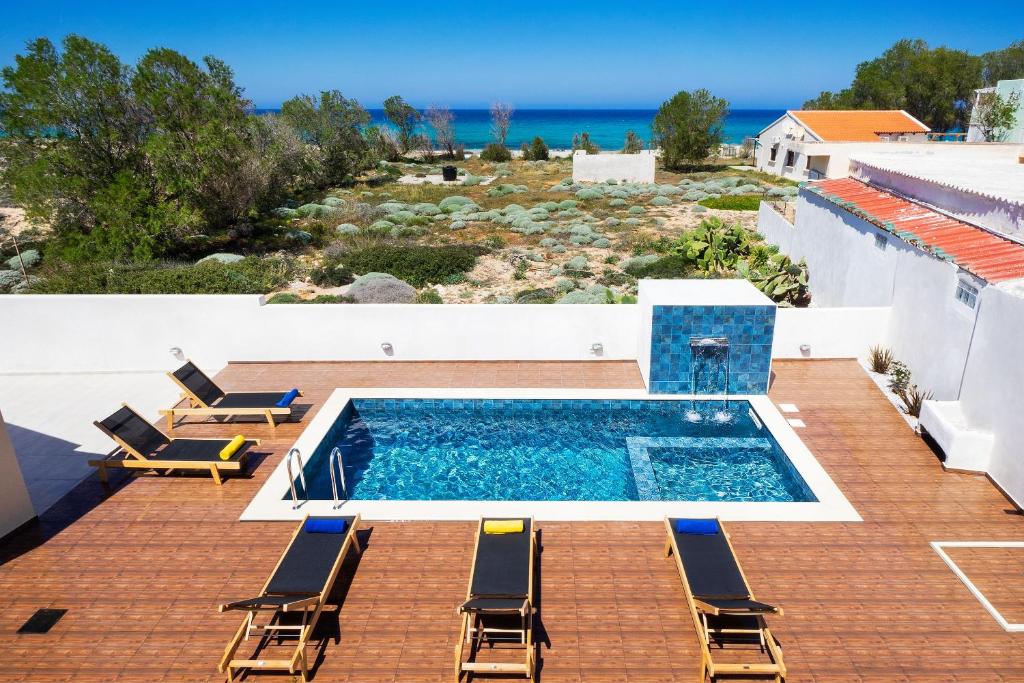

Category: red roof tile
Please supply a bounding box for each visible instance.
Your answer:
[804,178,1024,283]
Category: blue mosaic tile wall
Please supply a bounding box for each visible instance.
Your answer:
[648,304,775,394]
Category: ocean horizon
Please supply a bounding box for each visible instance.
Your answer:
[255,108,783,149]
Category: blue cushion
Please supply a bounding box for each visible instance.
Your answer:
[675,519,719,535]
[275,388,300,408]
[304,518,347,534]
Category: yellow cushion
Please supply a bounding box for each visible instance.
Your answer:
[483,519,523,535]
[219,435,246,461]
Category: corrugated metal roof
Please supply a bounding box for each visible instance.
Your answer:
[804,178,1024,283]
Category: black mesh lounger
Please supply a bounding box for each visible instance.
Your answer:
[664,518,786,682]
[160,360,303,431]
[219,515,362,683]
[89,404,258,487]
[456,518,537,680]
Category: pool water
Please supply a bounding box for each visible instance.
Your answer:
[291,399,816,503]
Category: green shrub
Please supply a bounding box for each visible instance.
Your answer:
[416,289,443,304]
[266,292,302,304]
[6,249,40,270]
[626,254,693,279]
[649,196,672,206]
[480,143,512,162]
[310,259,355,286]
[571,132,600,153]
[337,245,477,286]
[557,284,612,304]
[29,256,294,294]
[698,195,762,211]
[622,130,644,154]
[524,136,549,161]
[347,273,416,303]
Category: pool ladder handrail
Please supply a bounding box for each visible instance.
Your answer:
[286,447,307,510]
[329,447,348,509]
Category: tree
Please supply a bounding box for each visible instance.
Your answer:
[982,41,1024,85]
[651,89,729,169]
[281,90,372,185]
[802,39,983,131]
[571,132,600,154]
[382,95,422,153]
[972,90,1022,141]
[622,130,643,154]
[0,35,181,261]
[425,105,456,158]
[489,102,514,146]
[528,136,549,161]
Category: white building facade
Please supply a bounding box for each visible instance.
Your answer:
[755,110,930,181]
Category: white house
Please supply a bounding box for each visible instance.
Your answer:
[757,149,1024,504]
[754,110,930,180]
[966,79,1024,143]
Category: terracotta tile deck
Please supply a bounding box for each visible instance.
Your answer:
[0,359,1022,682]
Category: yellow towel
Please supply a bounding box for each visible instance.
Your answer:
[483,519,523,535]
[219,435,246,461]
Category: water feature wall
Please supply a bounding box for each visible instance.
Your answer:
[638,280,777,395]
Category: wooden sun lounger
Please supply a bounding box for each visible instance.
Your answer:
[89,405,258,487]
[219,514,362,682]
[160,360,303,432]
[455,517,537,681]
[663,517,786,682]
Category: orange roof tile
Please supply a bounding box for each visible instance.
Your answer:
[804,178,1024,283]
[791,110,930,142]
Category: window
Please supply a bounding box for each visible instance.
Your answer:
[874,233,887,251]
[769,144,778,162]
[879,135,890,142]
[955,281,979,309]
[784,150,796,167]
[897,135,909,142]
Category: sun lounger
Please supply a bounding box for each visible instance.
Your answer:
[160,360,302,431]
[455,517,537,681]
[89,404,258,486]
[219,515,362,682]
[664,517,786,682]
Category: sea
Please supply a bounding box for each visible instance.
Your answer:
[256,108,783,150]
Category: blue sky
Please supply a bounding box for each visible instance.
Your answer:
[1,1,1022,109]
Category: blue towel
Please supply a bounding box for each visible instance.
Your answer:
[276,388,300,408]
[304,518,347,534]
[676,519,719,535]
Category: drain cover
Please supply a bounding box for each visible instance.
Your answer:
[17,609,67,634]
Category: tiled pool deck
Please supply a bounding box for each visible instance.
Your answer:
[0,359,1022,681]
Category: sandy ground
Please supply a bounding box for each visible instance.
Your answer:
[0,207,33,236]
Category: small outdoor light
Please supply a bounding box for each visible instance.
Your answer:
[169,346,184,361]
[590,342,604,356]
[381,342,394,356]
[799,343,812,357]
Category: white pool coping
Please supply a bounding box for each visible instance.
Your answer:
[240,388,861,522]
[931,541,1024,632]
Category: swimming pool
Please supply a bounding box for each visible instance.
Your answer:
[289,398,815,503]
[243,388,859,522]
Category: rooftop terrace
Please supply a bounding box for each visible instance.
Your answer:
[0,359,1022,682]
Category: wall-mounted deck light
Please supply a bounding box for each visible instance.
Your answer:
[169,346,184,361]
[591,342,604,356]
[381,342,394,356]
[799,344,811,357]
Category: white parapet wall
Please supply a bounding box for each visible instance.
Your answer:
[0,294,892,374]
[572,150,656,184]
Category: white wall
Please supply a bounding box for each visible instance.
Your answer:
[0,410,35,538]
[958,282,1024,504]
[0,294,892,375]
[0,296,641,373]
[572,150,655,183]
[759,191,980,400]
[772,307,891,360]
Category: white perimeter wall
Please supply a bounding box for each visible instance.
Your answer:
[760,195,1024,506]
[958,282,1024,502]
[0,294,889,374]
[572,150,655,183]
[760,197,978,399]
[0,296,640,373]
[0,410,35,538]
